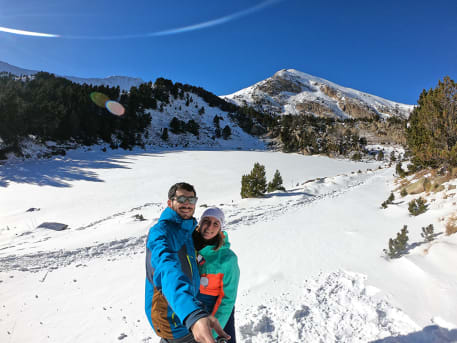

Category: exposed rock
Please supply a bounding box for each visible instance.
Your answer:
[405,178,427,195]
[338,99,378,119]
[257,73,302,96]
[26,208,40,212]
[37,222,69,231]
[405,175,450,195]
[356,121,406,145]
[320,84,340,100]
[295,101,334,117]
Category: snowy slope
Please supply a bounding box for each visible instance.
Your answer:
[223,69,414,120]
[1,150,457,342]
[3,89,266,163]
[0,60,267,156]
[0,60,143,91]
[64,75,143,91]
[142,93,266,150]
[0,60,37,76]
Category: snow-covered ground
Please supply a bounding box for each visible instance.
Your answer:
[1,149,457,342]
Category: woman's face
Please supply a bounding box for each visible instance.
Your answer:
[200,216,221,240]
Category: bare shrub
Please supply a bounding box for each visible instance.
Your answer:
[445,214,457,236]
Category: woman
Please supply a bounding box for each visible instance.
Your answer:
[193,207,240,343]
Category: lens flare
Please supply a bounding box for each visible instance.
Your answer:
[106,100,125,116]
[90,92,110,108]
[90,92,124,116]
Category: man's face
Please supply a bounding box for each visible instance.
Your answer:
[167,188,196,220]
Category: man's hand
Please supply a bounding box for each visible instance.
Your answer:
[191,315,230,343]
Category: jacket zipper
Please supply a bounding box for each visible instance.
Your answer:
[186,255,193,275]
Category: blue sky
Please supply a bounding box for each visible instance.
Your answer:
[1,0,456,104]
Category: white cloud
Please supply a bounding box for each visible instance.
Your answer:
[0,0,282,40]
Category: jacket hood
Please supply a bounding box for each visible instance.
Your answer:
[159,207,197,233]
[199,231,230,255]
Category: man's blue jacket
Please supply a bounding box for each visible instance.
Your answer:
[145,207,202,339]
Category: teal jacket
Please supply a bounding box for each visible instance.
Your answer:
[197,231,240,331]
[144,207,202,339]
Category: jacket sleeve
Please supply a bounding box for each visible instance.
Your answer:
[147,224,202,323]
[213,251,240,330]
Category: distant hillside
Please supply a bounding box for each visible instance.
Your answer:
[0,61,143,91]
[0,71,271,160]
[0,61,412,162]
[223,69,414,120]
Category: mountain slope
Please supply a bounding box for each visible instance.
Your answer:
[0,68,268,160]
[141,91,266,150]
[0,61,37,76]
[0,61,143,91]
[223,69,414,120]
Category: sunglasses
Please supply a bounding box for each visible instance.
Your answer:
[172,196,198,204]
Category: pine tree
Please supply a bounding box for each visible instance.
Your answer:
[185,119,199,136]
[421,224,434,242]
[352,152,362,161]
[408,197,428,216]
[222,125,231,139]
[377,150,384,161]
[240,174,253,199]
[213,115,221,128]
[388,192,395,203]
[390,151,397,161]
[383,225,409,258]
[240,162,267,198]
[381,192,395,208]
[161,128,168,141]
[406,76,457,168]
[267,170,286,192]
[396,162,406,177]
[169,117,183,134]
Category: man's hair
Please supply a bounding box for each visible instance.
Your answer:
[168,182,196,199]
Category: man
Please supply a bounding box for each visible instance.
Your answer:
[145,182,230,343]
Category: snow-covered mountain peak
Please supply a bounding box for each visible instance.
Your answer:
[0,61,144,91]
[224,69,414,120]
[64,75,144,91]
[0,60,37,76]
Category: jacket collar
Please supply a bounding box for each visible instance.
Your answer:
[160,207,197,233]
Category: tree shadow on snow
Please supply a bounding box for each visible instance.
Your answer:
[0,146,266,188]
[370,325,457,343]
[0,148,165,188]
[403,232,444,254]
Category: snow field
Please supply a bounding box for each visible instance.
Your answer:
[238,270,419,343]
[1,150,457,342]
